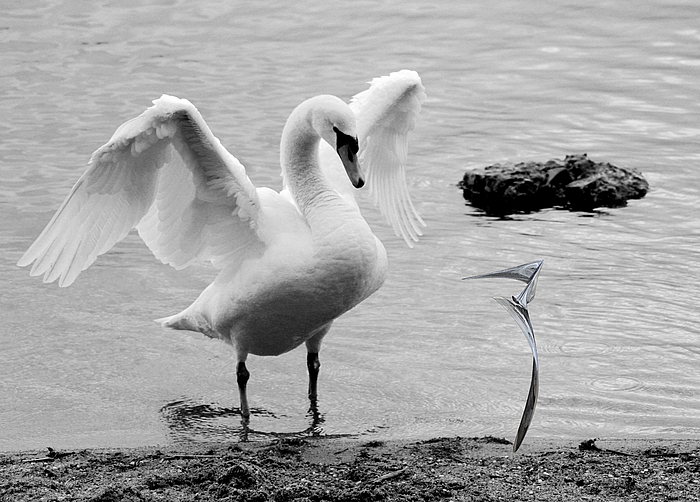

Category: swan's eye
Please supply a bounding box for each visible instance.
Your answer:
[333,126,359,161]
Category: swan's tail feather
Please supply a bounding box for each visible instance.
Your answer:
[155,311,216,338]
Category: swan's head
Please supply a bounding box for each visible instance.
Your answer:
[309,95,364,189]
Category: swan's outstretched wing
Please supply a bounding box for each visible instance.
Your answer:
[350,70,427,246]
[18,95,265,287]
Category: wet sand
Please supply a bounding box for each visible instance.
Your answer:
[2,436,699,501]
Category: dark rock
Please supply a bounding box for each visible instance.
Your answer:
[458,154,649,215]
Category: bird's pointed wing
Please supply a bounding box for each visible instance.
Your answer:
[492,296,539,452]
[349,70,427,247]
[18,95,265,287]
[463,260,543,285]
[463,260,544,307]
[464,260,544,451]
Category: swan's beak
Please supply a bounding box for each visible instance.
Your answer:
[337,143,365,189]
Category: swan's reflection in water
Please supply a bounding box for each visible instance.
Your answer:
[160,398,354,442]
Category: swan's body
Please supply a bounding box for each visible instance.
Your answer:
[157,95,387,358]
[18,70,426,418]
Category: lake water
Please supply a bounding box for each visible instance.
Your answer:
[1,0,699,452]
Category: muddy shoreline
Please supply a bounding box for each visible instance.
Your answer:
[2,436,699,501]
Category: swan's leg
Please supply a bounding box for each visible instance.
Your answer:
[306,352,321,402]
[236,359,251,422]
[305,322,333,403]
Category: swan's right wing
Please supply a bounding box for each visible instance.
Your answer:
[18,95,265,287]
[350,70,427,247]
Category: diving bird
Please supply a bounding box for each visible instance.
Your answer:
[463,259,543,452]
[17,70,426,420]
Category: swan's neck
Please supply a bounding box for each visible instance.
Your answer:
[281,112,340,217]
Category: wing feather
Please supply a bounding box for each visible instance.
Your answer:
[350,70,427,246]
[18,95,265,286]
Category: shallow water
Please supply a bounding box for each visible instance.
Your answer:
[1,0,699,451]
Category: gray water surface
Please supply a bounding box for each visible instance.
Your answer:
[1,0,699,451]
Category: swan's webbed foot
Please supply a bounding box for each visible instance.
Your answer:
[306,352,321,404]
[236,361,251,426]
[306,398,325,436]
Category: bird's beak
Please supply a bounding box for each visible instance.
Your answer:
[337,143,365,189]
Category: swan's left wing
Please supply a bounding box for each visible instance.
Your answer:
[350,70,427,246]
[17,95,264,287]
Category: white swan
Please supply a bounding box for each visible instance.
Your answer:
[17,70,426,420]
